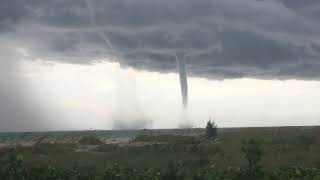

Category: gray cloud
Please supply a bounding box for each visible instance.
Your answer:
[0,40,47,132]
[277,0,318,10]
[1,0,320,79]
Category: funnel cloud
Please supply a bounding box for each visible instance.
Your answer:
[175,54,188,108]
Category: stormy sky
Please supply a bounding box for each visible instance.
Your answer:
[1,0,320,131]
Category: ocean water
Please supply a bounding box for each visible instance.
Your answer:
[0,128,204,144]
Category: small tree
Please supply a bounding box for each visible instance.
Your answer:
[241,138,263,175]
[206,118,218,140]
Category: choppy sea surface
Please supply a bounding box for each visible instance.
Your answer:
[0,129,204,145]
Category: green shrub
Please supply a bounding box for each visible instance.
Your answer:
[78,136,103,145]
[205,119,218,140]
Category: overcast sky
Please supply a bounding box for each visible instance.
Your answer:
[1,0,320,131]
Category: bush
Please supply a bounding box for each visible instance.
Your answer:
[205,119,218,140]
[78,135,103,145]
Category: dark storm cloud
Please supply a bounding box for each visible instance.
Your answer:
[0,0,27,22]
[276,0,318,10]
[1,0,320,79]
